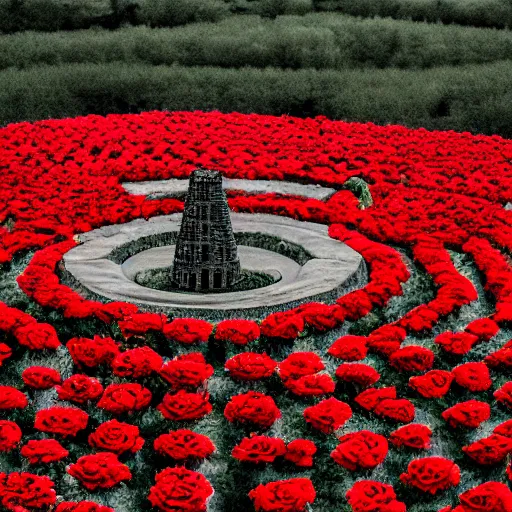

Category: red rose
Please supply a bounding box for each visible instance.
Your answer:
[368,325,406,344]
[485,348,512,369]
[0,472,56,510]
[303,397,352,434]
[327,335,368,361]
[451,362,492,392]
[56,374,103,404]
[279,352,324,381]
[225,352,276,381]
[389,424,432,449]
[97,383,152,415]
[462,434,512,465]
[354,386,396,411]
[346,480,406,512]
[0,342,12,366]
[154,429,215,462]
[459,482,512,512]
[409,370,453,398]
[389,345,434,373]
[55,500,115,512]
[336,289,373,320]
[157,390,212,421]
[367,339,401,358]
[494,303,512,323]
[148,467,213,512]
[465,318,499,341]
[0,304,35,332]
[34,407,88,437]
[373,398,415,423]
[14,322,60,350]
[159,354,214,390]
[112,346,163,378]
[283,373,335,396]
[400,456,460,494]
[224,391,281,429]
[21,366,61,389]
[284,439,316,467]
[260,311,305,340]
[118,312,167,338]
[335,363,380,388]
[89,420,144,455]
[249,478,316,512]
[67,452,132,491]
[62,300,100,320]
[0,420,22,452]
[435,332,479,355]
[0,386,28,410]
[398,305,439,333]
[20,439,69,464]
[175,352,208,363]
[215,319,260,345]
[331,430,388,471]
[297,302,340,331]
[96,301,138,323]
[66,335,120,368]
[494,419,512,438]
[232,435,286,464]
[163,318,212,344]
[494,381,512,408]
[441,400,490,428]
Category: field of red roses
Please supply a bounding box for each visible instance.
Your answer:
[0,110,512,512]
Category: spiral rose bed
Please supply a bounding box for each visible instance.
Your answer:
[0,110,512,512]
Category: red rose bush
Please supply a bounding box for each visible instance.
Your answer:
[148,468,213,512]
[249,478,316,512]
[400,457,461,494]
[331,430,388,470]
[1,110,512,510]
[67,452,132,491]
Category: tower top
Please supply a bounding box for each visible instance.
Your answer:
[171,168,240,291]
[190,169,222,183]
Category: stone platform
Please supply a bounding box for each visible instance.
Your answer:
[64,213,366,318]
[123,178,336,201]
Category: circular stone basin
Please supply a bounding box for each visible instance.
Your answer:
[63,213,366,315]
[122,245,290,285]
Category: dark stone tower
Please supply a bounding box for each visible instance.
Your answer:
[172,169,241,291]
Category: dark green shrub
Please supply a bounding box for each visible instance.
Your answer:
[136,0,230,27]
[313,0,512,29]
[2,0,512,33]
[258,0,313,18]
[2,61,512,137]
[2,15,512,72]
[0,0,114,32]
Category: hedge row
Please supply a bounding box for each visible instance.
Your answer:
[0,0,231,33]
[314,0,512,29]
[1,0,512,33]
[1,61,512,137]
[3,15,512,72]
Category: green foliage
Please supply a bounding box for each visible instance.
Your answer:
[0,0,114,33]
[3,15,512,72]
[3,0,512,32]
[342,177,373,209]
[136,0,230,28]
[258,0,314,18]
[3,60,512,137]
[314,0,512,29]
